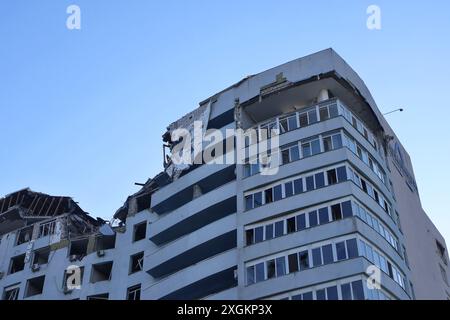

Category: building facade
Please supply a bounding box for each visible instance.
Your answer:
[1,49,449,300]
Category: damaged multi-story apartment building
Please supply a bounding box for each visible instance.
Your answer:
[1,48,449,300]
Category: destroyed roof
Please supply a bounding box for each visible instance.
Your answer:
[113,172,169,222]
[0,188,99,235]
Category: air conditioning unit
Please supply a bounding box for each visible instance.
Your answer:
[97,250,105,257]
[69,255,78,262]
[31,264,40,272]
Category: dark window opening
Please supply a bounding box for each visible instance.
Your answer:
[95,234,116,251]
[33,247,50,266]
[299,251,309,270]
[2,285,20,300]
[87,293,109,300]
[253,192,262,207]
[288,253,299,273]
[287,217,296,233]
[16,226,33,245]
[331,204,342,221]
[327,286,338,300]
[127,284,141,301]
[266,260,275,279]
[254,226,264,243]
[246,229,254,245]
[316,289,326,300]
[90,261,113,283]
[69,239,88,257]
[9,254,25,274]
[285,182,294,197]
[264,189,273,204]
[255,263,265,282]
[327,169,337,185]
[133,222,147,242]
[129,252,144,274]
[25,275,45,298]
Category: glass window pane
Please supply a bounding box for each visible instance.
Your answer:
[288,253,299,273]
[287,217,296,233]
[282,149,290,164]
[288,116,298,131]
[315,172,325,188]
[322,244,334,264]
[255,263,265,282]
[336,241,347,260]
[246,266,255,285]
[265,224,274,240]
[279,118,288,133]
[255,226,264,243]
[323,137,332,152]
[302,143,311,157]
[266,260,276,279]
[275,221,284,237]
[329,104,339,118]
[302,291,313,300]
[306,176,315,191]
[336,166,348,182]
[290,146,300,161]
[308,110,318,124]
[291,294,302,300]
[309,210,318,227]
[296,214,306,231]
[347,239,359,259]
[316,289,326,300]
[276,257,286,277]
[273,185,282,201]
[318,207,329,224]
[341,283,352,300]
[341,201,353,218]
[299,113,308,127]
[294,178,303,194]
[299,251,309,270]
[319,107,329,121]
[352,280,365,300]
[245,195,253,210]
[332,134,342,149]
[312,247,322,267]
[327,286,338,300]
[244,164,251,178]
[311,139,321,155]
[254,192,262,207]
[285,182,293,197]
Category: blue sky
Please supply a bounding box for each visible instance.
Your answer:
[1,1,449,243]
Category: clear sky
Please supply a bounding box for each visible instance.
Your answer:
[1,1,449,243]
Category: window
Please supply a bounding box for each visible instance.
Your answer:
[264,189,273,204]
[273,185,282,201]
[9,254,25,274]
[255,263,265,282]
[336,166,347,182]
[331,204,342,221]
[129,252,144,274]
[265,224,274,240]
[322,244,334,265]
[69,239,88,257]
[285,182,294,197]
[351,281,365,300]
[90,261,113,283]
[327,169,337,185]
[305,176,314,191]
[296,214,306,231]
[95,234,116,251]
[288,254,299,273]
[16,226,33,245]
[266,260,276,279]
[253,192,262,207]
[299,251,309,270]
[2,284,20,300]
[25,275,45,298]
[133,222,147,242]
[315,172,325,188]
[255,226,264,243]
[275,221,284,237]
[276,257,286,277]
[294,179,303,194]
[33,247,50,266]
[87,293,109,300]
[318,207,329,224]
[319,106,330,121]
[336,242,347,261]
[341,201,353,218]
[246,266,255,285]
[327,286,339,300]
[299,113,308,127]
[127,284,141,300]
[346,239,358,259]
[245,195,253,210]
[309,211,318,227]
[341,283,352,300]
[316,289,326,300]
[312,248,322,267]
[287,217,296,233]
[323,136,333,152]
[246,229,254,245]
[38,220,56,238]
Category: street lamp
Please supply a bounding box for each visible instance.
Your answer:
[383,108,404,116]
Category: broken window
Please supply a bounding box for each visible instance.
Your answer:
[87,293,109,300]
[129,252,144,274]
[38,220,56,238]
[95,234,116,251]
[2,284,20,300]
[69,239,88,258]
[133,222,147,242]
[127,284,141,300]
[16,225,33,245]
[90,261,113,283]
[33,247,51,266]
[25,275,45,298]
[9,254,25,274]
